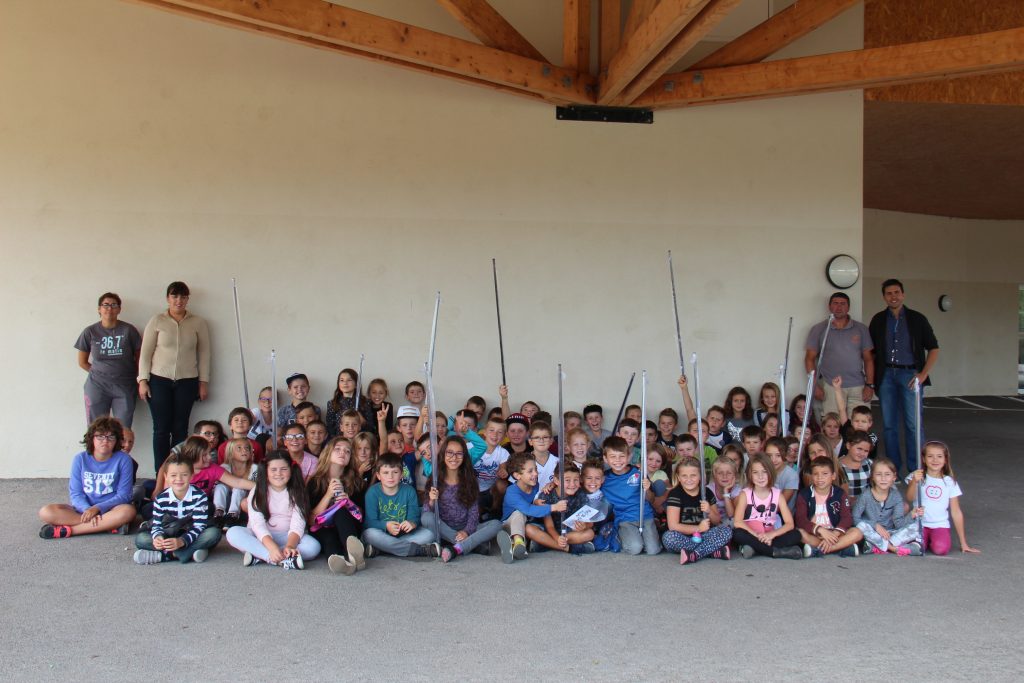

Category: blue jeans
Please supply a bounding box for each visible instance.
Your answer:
[878,368,921,474]
[134,527,222,563]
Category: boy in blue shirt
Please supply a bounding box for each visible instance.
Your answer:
[496,453,567,563]
[39,417,137,538]
[361,454,438,558]
[601,436,660,555]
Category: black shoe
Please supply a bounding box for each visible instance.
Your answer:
[772,545,803,560]
[473,540,492,556]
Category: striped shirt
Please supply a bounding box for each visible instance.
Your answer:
[150,485,209,547]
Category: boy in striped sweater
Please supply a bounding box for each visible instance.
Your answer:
[133,452,222,564]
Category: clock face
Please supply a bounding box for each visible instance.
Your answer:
[826,254,860,289]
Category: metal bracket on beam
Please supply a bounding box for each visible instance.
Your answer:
[555,105,654,124]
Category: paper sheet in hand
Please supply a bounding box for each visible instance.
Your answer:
[561,504,604,529]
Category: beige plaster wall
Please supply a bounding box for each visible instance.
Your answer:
[0,0,863,476]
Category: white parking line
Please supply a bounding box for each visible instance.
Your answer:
[949,397,992,410]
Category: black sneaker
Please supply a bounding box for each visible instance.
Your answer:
[772,545,803,560]
[417,542,440,558]
[473,540,492,556]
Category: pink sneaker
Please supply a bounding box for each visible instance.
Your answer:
[895,546,912,556]
[871,547,886,555]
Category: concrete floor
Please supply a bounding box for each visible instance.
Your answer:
[3,402,1022,682]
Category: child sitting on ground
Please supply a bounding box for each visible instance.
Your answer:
[362,453,438,558]
[661,456,732,564]
[732,454,803,560]
[852,457,921,556]
[39,417,137,539]
[601,436,660,556]
[422,436,502,562]
[537,462,596,555]
[133,451,222,564]
[497,453,568,563]
[225,450,320,570]
[794,456,864,558]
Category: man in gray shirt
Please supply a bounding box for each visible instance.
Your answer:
[804,292,875,420]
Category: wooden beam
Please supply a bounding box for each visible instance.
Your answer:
[633,27,1024,109]
[435,0,546,61]
[598,0,712,104]
[622,0,657,40]
[611,0,741,105]
[598,0,621,74]
[128,0,595,104]
[563,0,592,72]
[692,0,860,70]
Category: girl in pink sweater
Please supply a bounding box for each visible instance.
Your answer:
[225,451,320,570]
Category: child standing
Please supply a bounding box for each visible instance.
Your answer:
[764,437,799,504]
[248,386,276,443]
[38,417,137,538]
[362,454,438,558]
[474,416,511,516]
[732,454,803,559]
[723,387,755,443]
[133,451,222,564]
[583,404,612,457]
[277,373,320,429]
[793,457,864,557]
[905,442,980,555]
[754,382,781,427]
[528,422,558,488]
[367,378,395,432]
[422,436,502,562]
[225,450,321,569]
[217,407,265,464]
[656,408,679,448]
[601,436,661,556]
[325,368,376,437]
[852,458,921,555]
[661,456,732,564]
[565,428,591,470]
[306,420,328,457]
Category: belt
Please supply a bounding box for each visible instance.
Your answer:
[885,363,915,370]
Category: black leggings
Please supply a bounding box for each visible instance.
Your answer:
[311,508,362,560]
[733,528,802,557]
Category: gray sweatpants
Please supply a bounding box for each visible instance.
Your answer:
[84,375,137,428]
[856,521,920,552]
[618,519,662,556]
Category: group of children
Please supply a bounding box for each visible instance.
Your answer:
[38,369,979,571]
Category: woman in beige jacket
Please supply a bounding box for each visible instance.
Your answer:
[138,281,210,470]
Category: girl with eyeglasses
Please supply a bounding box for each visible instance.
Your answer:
[281,423,317,482]
[422,436,502,562]
[39,417,137,539]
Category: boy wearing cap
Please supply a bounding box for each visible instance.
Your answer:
[276,373,321,429]
[504,413,531,456]
[394,405,421,487]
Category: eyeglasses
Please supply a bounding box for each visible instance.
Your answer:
[199,431,218,438]
[94,434,117,442]
[99,303,121,309]
[444,450,464,458]
[258,397,272,403]
[531,435,552,442]
[283,434,306,441]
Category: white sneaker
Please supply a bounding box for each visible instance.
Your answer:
[133,549,164,565]
[192,549,209,563]
[242,551,263,567]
